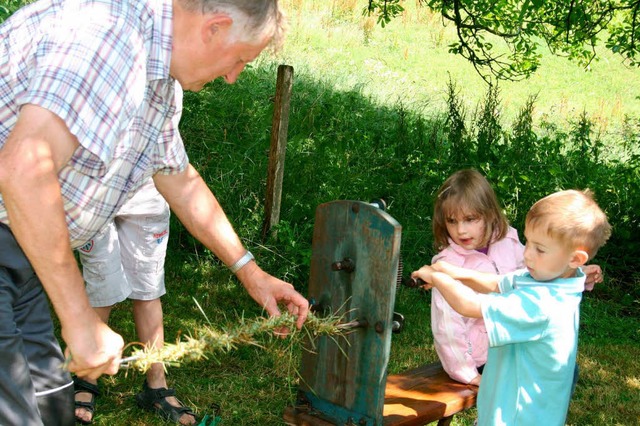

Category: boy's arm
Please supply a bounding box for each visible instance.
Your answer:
[431,260,501,293]
[412,266,483,318]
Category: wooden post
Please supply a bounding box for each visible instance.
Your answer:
[262,64,294,241]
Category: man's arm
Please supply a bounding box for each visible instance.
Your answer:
[431,260,501,293]
[153,165,309,328]
[0,104,123,379]
[412,265,483,318]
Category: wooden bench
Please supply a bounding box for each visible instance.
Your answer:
[284,361,477,426]
[383,361,477,425]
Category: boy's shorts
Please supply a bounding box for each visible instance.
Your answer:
[78,180,170,308]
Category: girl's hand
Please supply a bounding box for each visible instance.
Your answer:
[583,264,603,291]
[411,265,436,290]
[469,374,481,386]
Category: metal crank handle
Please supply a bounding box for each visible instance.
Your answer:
[119,354,142,367]
[403,276,426,288]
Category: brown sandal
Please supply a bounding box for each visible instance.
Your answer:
[135,380,197,423]
[73,377,99,425]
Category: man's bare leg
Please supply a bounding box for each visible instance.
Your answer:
[133,299,196,426]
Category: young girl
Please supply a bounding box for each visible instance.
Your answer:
[430,169,523,386]
[430,169,603,386]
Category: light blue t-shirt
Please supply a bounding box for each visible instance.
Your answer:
[477,268,585,426]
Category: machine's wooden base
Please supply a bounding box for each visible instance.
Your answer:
[284,362,478,426]
[383,362,477,425]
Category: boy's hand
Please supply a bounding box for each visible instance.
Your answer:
[431,260,458,276]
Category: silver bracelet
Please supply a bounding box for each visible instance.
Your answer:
[229,251,255,274]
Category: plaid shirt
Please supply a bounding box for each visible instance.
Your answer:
[0,0,188,248]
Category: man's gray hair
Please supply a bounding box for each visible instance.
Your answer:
[179,0,285,49]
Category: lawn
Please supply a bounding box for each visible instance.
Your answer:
[3,1,639,425]
[93,3,640,425]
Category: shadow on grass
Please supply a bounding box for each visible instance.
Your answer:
[95,61,639,425]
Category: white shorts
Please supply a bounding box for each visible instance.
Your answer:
[78,179,170,308]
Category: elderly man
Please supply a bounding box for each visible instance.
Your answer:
[0,1,308,425]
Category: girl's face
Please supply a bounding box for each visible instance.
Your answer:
[445,208,488,250]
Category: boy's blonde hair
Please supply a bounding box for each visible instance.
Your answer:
[526,189,611,259]
[433,169,509,251]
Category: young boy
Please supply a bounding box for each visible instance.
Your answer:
[412,189,611,426]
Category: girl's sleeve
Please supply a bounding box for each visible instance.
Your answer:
[514,240,526,270]
[431,288,482,384]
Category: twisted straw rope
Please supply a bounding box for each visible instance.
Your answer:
[121,311,350,373]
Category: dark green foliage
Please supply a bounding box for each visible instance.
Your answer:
[178,62,640,307]
[508,94,538,159]
[365,0,405,27]
[444,77,468,165]
[368,0,640,82]
[0,0,35,23]
[473,84,502,163]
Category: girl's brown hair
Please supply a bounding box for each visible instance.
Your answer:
[432,169,509,251]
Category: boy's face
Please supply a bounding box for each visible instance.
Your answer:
[445,208,488,250]
[523,223,577,281]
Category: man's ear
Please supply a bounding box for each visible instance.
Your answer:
[201,13,233,43]
[569,249,589,268]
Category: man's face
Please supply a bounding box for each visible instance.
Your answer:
[179,36,270,91]
[170,9,273,92]
[523,223,576,281]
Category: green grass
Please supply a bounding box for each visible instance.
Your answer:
[90,272,640,425]
[3,0,637,424]
[174,4,639,421]
[119,4,639,423]
[277,0,640,133]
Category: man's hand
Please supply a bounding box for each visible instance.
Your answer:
[154,167,309,331]
[236,262,309,332]
[62,315,124,380]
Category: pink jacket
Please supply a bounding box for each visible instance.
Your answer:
[430,226,525,384]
